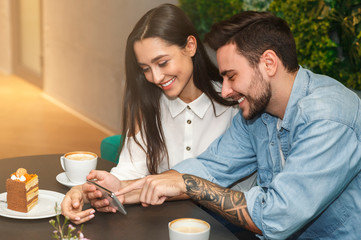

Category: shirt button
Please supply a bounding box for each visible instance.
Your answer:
[186,146,191,151]
[187,106,191,110]
[187,120,192,124]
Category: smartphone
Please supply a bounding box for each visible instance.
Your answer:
[86,179,127,215]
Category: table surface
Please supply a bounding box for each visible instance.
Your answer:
[0,154,240,239]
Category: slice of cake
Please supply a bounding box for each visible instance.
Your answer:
[6,168,39,213]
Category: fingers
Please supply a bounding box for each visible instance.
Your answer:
[87,170,106,181]
[61,187,83,214]
[138,173,185,205]
[119,189,141,205]
[61,187,96,224]
[86,189,103,201]
[116,178,146,196]
[86,170,98,181]
[140,178,168,205]
[82,182,103,201]
[116,171,185,206]
[82,182,96,193]
[94,206,117,213]
[90,197,109,209]
[68,209,96,225]
[117,176,165,205]
[88,196,116,213]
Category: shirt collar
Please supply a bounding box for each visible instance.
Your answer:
[162,93,230,119]
[281,66,310,131]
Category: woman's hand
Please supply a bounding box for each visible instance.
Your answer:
[84,170,126,212]
[61,185,95,225]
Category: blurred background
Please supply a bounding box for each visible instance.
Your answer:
[0,0,177,158]
[0,0,359,158]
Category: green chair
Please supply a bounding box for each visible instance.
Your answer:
[100,135,123,163]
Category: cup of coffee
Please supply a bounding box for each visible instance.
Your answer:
[168,218,210,240]
[60,151,97,184]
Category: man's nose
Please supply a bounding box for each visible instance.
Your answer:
[221,80,233,98]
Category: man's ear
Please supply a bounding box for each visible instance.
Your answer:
[185,35,197,57]
[260,50,277,77]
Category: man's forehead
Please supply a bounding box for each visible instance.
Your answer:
[216,43,239,72]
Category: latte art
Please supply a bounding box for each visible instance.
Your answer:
[174,226,206,233]
[66,153,95,161]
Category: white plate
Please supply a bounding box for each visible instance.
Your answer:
[0,190,65,219]
[56,172,84,187]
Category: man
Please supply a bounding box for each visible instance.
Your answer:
[117,11,361,239]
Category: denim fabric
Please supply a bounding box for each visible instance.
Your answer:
[173,67,361,239]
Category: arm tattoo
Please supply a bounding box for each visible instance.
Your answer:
[183,174,261,234]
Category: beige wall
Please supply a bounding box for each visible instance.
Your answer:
[0,0,12,74]
[19,0,42,74]
[43,0,178,134]
[0,0,178,134]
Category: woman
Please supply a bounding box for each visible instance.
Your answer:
[111,3,238,180]
[61,4,254,224]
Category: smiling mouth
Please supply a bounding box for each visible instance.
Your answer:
[237,96,245,103]
[161,77,176,88]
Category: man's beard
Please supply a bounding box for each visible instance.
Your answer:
[244,67,271,120]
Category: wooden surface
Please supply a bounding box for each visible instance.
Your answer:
[0,74,109,159]
[0,154,240,240]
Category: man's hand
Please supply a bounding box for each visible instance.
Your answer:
[61,185,95,225]
[116,170,186,206]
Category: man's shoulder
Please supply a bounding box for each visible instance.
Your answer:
[297,73,360,125]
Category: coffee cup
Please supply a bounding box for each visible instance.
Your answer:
[60,151,97,184]
[168,218,210,240]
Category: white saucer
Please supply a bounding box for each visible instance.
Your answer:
[56,172,84,187]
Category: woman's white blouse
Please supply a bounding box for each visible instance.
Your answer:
[110,93,239,180]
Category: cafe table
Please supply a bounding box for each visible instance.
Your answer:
[0,154,243,239]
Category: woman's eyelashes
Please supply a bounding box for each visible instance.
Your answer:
[140,60,169,73]
[141,66,150,73]
[158,60,168,67]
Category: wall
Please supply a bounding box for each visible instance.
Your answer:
[0,0,12,74]
[42,0,177,134]
[0,0,178,134]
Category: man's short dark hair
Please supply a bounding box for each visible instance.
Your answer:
[205,11,299,73]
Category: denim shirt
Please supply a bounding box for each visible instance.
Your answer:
[172,67,361,239]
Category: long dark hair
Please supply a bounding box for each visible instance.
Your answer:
[120,3,234,174]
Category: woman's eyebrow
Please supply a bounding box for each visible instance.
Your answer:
[151,55,168,63]
[138,54,168,66]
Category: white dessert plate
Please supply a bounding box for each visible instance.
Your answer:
[0,190,65,219]
[56,172,84,187]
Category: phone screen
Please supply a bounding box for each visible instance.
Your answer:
[86,179,127,215]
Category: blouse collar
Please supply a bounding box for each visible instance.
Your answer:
[162,93,229,119]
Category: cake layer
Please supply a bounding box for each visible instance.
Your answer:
[26,186,39,201]
[27,195,38,212]
[25,175,38,191]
